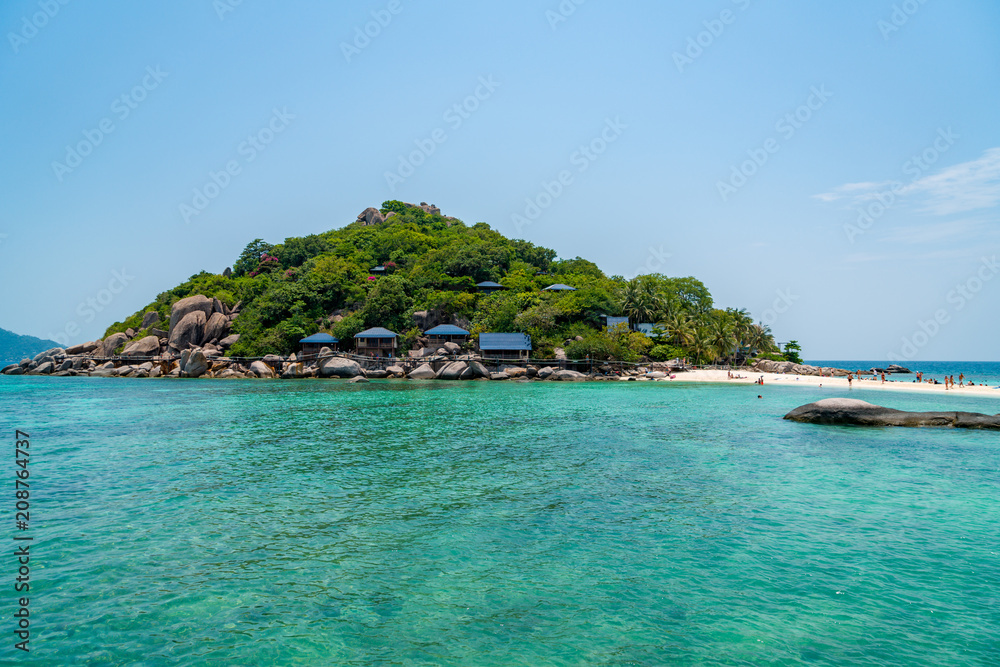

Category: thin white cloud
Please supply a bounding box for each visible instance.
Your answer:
[903,148,1000,215]
[816,148,1000,215]
[880,218,993,245]
[813,181,896,203]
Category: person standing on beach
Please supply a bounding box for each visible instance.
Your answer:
[881,372,886,384]
[959,373,964,386]
[848,373,853,389]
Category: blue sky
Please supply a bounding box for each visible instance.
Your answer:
[2,0,998,361]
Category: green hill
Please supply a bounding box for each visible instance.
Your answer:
[0,328,61,366]
[102,201,779,363]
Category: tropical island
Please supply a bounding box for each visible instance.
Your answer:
[3,201,816,380]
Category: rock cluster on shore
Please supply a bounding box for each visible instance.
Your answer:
[750,360,912,377]
[1,293,687,383]
[750,359,851,376]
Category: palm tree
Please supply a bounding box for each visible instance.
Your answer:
[619,278,661,324]
[709,318,736,365]
[664,313,694,348]
[727,308,754,364]
[689,327,715,365]
[747,323,777,357]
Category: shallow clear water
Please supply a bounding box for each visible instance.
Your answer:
[2,376,999,665]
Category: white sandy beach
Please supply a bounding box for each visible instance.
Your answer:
[673,369,1000,399]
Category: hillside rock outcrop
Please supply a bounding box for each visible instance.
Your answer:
[168,311,207,351]
[168,295,214,333]
[121,336,160,358]
[97,333,129,357]
[203,312,230,344]
[357,207,384,226]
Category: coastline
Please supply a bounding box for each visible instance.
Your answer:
[673,368,1000,399]
[7,365,1000,400]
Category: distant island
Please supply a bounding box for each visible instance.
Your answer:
[0,327,61,366]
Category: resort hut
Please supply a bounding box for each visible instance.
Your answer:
[476,281,505,294]
[634,323,656,337]
[369,265,387,276]
[602,315,629,330]
[424,324,470,347]
[542,283,577,292]
[354,327,398,357]
[299,333,339,360]
[478,333,532,360]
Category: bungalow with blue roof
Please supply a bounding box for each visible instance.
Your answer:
[424,324,470,347]
[476,281,505,294]
[478,333,532,360]
[355,327,398,357]
[299,332,339,359]
[542,283,576,292]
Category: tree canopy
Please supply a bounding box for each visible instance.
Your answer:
[103,201,785,362]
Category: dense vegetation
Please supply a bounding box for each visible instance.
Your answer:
[104,202,786,363]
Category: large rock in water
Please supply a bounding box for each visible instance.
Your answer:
[249,360,274,379]
[168,295,214,334]
[438,361,471,380]
[168,311,207,351]
[318,356,364,378]
[550,369,588,381]
[468,361,491,379]
[408,363,437,380]
[183,350,209,378]
[784,398,1000,430]
[121,336,160,358]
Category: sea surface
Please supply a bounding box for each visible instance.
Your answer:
[2,376,999,665]
[809,360,1000,387]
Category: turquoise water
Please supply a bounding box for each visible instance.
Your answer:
[3,376,999,665]
[810,361,1000,387]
